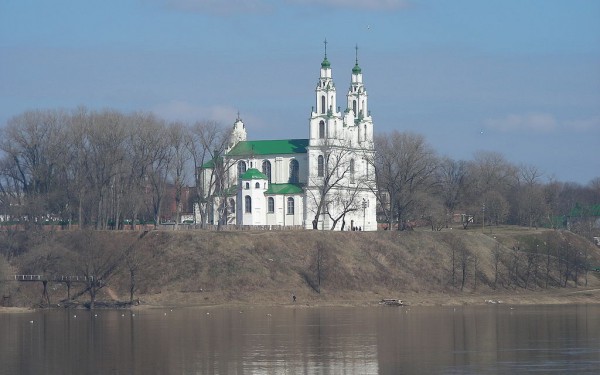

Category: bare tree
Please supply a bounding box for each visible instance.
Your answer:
[325,184,362,231]
[137,117,171,226]
[120,112,168,229]
[464,151,517,228]
[0,110,69,225]
[306,241,331,293]
[420,194,447,231]
[374,131,438,230]
[83,110,129,229]
[123,231,150,303]
[543,179,563,229]
[514,164,547,229]
[66,231,124,309]
[510,244,521,288]
[436,158,467,227]
[187,121,232,227]
[460,242,470,291]
[306,138,366,230]
[492,240,502,289]
[167,122,192,228]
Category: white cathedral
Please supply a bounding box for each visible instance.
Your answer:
[196,44,378,231]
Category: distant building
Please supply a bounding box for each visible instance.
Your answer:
[196,44,377,230]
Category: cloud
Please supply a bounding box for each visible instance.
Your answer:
[564,116,600,132]
[484,113,558,133]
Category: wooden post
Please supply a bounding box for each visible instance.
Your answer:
[41,280,51,306]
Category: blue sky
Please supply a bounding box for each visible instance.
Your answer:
[1,0,599,184]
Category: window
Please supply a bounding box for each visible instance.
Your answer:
[238,161,247,178]
[262,160,272,183]
[317,155,324,177]
[287,197,294,215]
[255,182,260,188]
[321,95,326,114]
[350,158,355,183]
[245,182,249,189]
[244,195,252,213]
[268,197,275,213]
[289,159,299,183]
[228,198,235,214]
[353,100,357,115]
[319,121,325,139]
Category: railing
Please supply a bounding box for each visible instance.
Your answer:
[156,224,304,231]
[10,275,95,282]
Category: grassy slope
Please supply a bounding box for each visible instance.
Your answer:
[3,226,600,307]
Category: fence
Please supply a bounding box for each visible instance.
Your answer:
[156,224,304,231]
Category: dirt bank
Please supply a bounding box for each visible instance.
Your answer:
[2,227,600,309]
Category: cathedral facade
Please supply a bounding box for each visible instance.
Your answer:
[196,47,377,231]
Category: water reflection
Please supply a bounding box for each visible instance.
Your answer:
[1,305,599,374]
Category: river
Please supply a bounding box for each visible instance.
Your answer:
[1,304,599,374]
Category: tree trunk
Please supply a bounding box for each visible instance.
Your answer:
[129,269,135,303]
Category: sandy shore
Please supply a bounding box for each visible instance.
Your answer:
[0,307,34,313]
[3,288,599,312]
[128,287,600,310]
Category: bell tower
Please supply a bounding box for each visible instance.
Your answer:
[230,112,247,149]
[309,39,341,142]
[346,45,368,121]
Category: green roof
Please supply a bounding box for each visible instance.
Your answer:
[321,57,331,69]
[265,183,304,195]
[202,159,215,168]
[228,139,308,156]
[352,63,362,74]
[240,168,268,180]
[201,155,223,169]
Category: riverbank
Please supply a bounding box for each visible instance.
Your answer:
[127,287,600,311]
[2,227,600,309]
[0,307,33,313]
[3,288,600,313]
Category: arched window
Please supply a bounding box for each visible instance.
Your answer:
[244,195,252,213]
[245,182,249,189]
[319,121,325,139]
[289,159,299,183]
[262,160,272,183]
[350,158,355,183]
[321,95,326,114]
[353,100,357,115]
[228,198,235,214]
[317,155,324,177]
[238,161,247,178]
[268,197,275,213]
[255,182,260,188]
[287,197,295,215]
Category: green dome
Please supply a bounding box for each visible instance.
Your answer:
[352,63,361,74]
[240,168,268,180]
[321,57,331,68]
